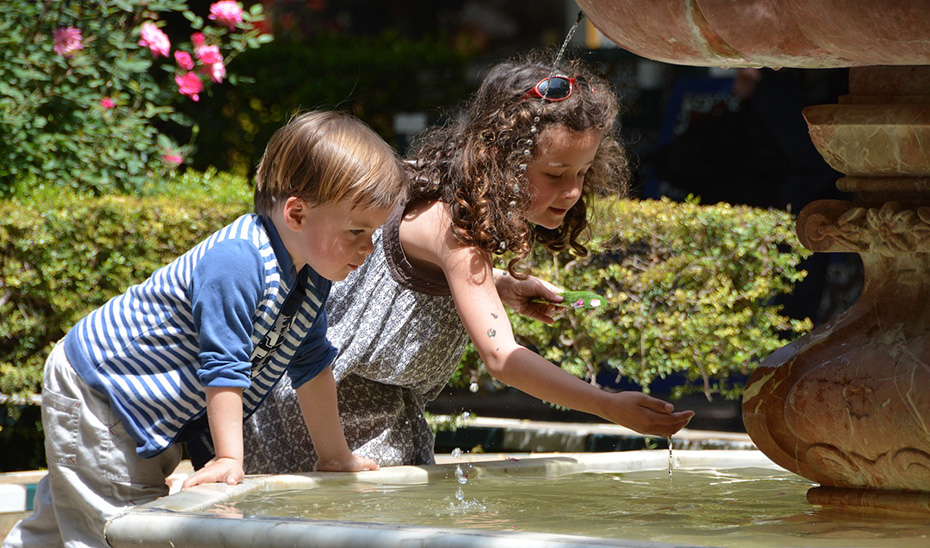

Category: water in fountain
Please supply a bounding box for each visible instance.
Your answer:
[225,467,930,547]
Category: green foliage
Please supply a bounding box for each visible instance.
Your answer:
[0,0,269,196]
[455,198,813,401]
[0,171,252,402]
[178,32,469,175]
[425,411,477,434]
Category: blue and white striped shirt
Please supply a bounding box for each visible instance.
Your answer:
[63,214,337,458]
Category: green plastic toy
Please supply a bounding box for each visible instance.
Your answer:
[533,290,604,310]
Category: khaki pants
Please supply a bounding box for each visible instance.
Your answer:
[2,343,181,548]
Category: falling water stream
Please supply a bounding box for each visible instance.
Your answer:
[551,11,584,72]
[668,436,673,483]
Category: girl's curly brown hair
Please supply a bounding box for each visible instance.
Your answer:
[406,50,631,277]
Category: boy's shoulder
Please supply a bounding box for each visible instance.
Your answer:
[190,215,274,291]
[193,214,268,250]
[190,214,271,268]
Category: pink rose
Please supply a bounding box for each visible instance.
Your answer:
[53,27,84,57]
[174,51,194,70]
[191,32,206,47]
[138,22,170,58]
[162,153,184,166]
[175,72,204,102]
[201,59,226,83]
[195,44,223,65]
[99,97,115,109]
[208,1,244,29]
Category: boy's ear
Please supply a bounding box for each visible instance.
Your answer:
[281,197,307,230]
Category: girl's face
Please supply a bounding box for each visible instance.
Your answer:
[525,126,601,229]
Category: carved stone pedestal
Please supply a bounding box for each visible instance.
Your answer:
[741,66,930,510]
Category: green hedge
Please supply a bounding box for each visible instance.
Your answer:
[455,198,812,401]
[1,185,811,448]
[2,188,811,404]
[0,170,253,403]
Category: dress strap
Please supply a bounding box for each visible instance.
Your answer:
[382,203,452,296]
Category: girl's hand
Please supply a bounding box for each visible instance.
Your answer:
[181,456,244,490]
[314,454,380,473]
[603,392,695,438]
[493,269,564,324]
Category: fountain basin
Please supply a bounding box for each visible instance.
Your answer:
[104,450,930,548]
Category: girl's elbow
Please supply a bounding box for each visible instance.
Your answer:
[484,359,506,380]
[479,347,516,381]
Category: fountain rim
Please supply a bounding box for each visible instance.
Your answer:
[105,450,779,548]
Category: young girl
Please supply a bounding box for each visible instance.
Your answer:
[242,53,694,473]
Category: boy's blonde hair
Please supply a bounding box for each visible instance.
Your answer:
[254,110,407,215]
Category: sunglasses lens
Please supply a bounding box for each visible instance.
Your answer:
[537,77,572,100]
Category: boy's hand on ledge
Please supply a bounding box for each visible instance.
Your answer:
[181,456,244,490]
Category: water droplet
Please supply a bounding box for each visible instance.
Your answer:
[487,328,496,338]
[469,382,479,393]
[451,447,463,458]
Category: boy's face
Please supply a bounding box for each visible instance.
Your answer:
[525,127,601,230]
[284,198,394,281]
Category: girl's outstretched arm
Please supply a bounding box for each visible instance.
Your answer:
[443,237,693,438]
[400,201,694,438]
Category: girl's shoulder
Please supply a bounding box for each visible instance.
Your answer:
[398,200,450,275]
[401,199,449,227]
[399,199,492,274]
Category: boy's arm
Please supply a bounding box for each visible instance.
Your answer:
[181,387,246,489]
[295,366,379,472]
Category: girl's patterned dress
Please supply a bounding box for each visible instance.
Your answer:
[243,205,469,472]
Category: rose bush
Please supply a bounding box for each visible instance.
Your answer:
[0,0,271,196]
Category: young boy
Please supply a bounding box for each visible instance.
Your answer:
[2,110,407,548]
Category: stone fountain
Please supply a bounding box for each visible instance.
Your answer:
[577,0,930,512]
